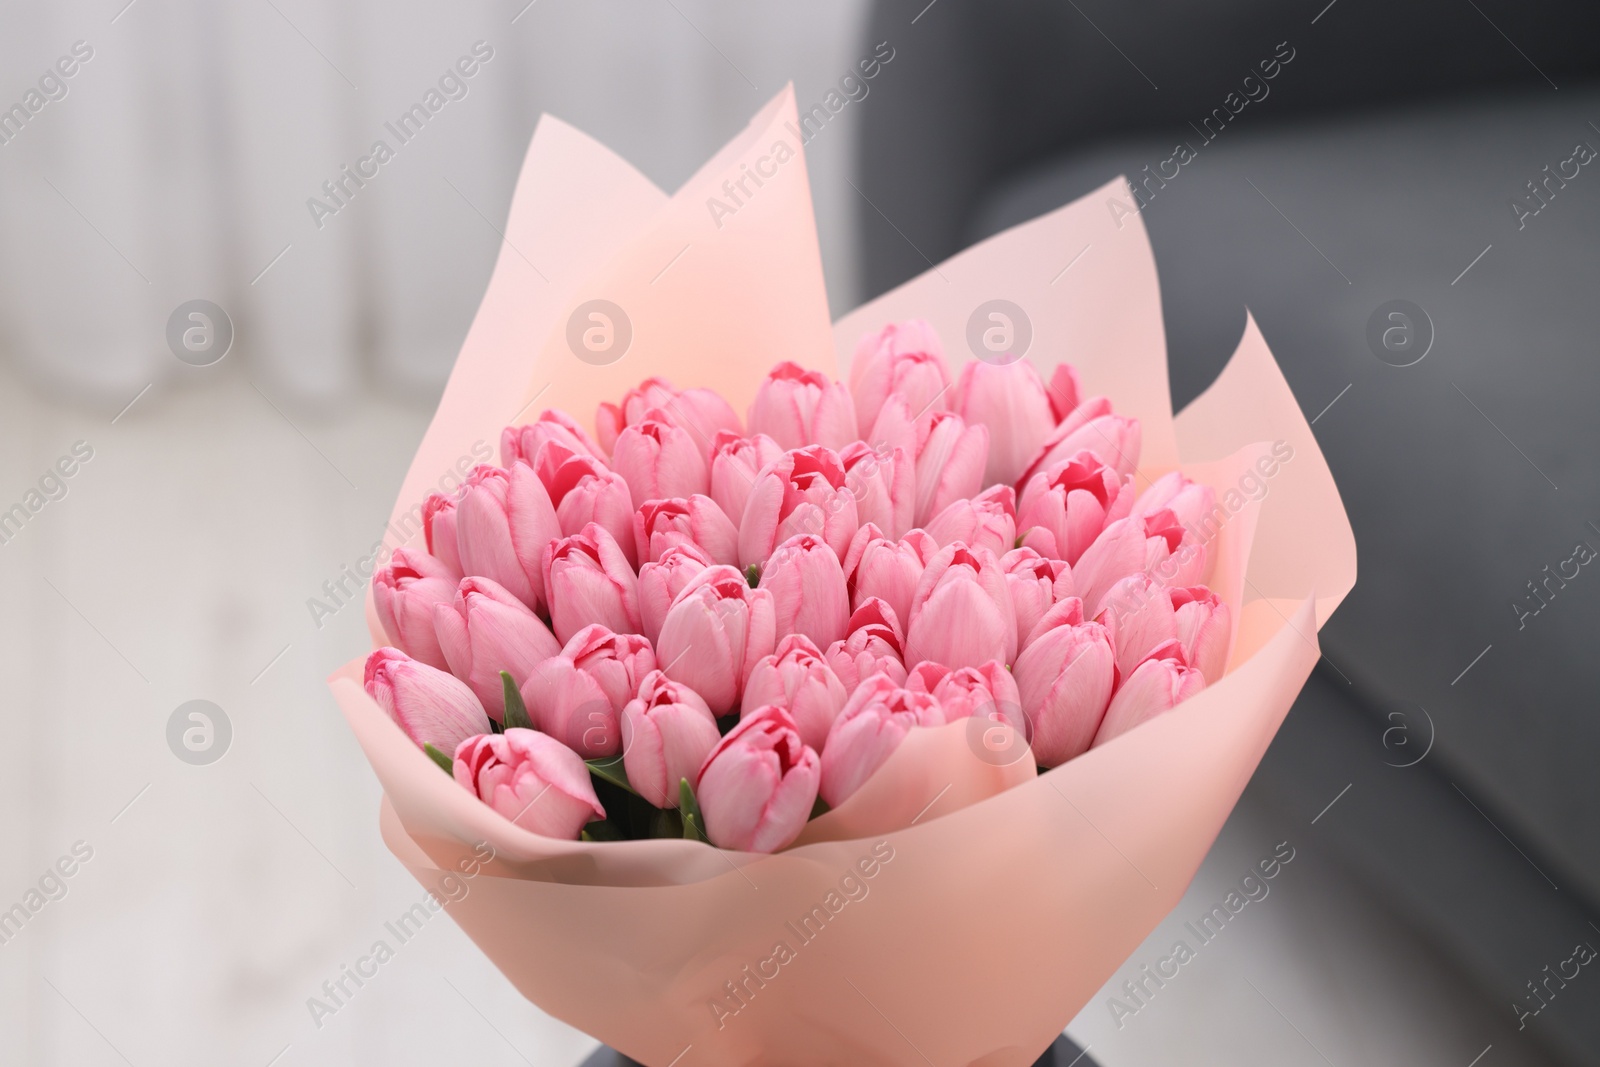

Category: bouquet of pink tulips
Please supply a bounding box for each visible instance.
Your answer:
[329,88,1354,1066]
[365,327,1237,854]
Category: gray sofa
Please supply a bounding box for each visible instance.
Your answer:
[859,2,1600,1063]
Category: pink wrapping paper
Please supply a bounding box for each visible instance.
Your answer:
[332,86,1356,1066]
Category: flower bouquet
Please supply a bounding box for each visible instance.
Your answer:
[329,87,1354,1066]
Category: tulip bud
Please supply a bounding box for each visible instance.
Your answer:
[421,491,463,578]
[841,440,914,540]
[1001,547,1075,649]
[502,409,604,470]
[748,361,858,452]
[1012,618,1116,767]
[1046,364,1082,423]
[595,377,675,455]
[955,359,1055,488]
[925,484,1018,558]
[709,430,784,525]
[742,634,850,750]
[819,675,943,807]
[930,659,1023,725]
[433,577,562,719]
[824,598,909,691]
[634,495,739,566]
[1129,471,1216,533]
[621,671,723,808]
[1020,397,1141,485]
[364,647,490,754]
[738,445,859,567]
[905,543,1017,671]
[638,542,712,646]
[1073,508,1206,617]
[453,729,604,839]
[542,524,642,645]
[543,451,637,566]
[373,547,457,669]
[1172,586,1230,684]
[843,526,939,627]
[611,408,710,505]
[522,625,656,758]
[1094,643,1205,747]
[696,704,820,852]
[1017,450,1133,564]
[849,320,950,439]
[657,565,777,714]
[913,411,989,527]
[758,533,850,650]
[454,463,561,611]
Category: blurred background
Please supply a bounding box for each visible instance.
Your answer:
[2,1,1598,1065]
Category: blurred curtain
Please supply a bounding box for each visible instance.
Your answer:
[0,0,869,409]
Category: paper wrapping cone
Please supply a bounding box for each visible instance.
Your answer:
[331,87,1356,1066]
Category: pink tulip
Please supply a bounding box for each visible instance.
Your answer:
[433,577,562,719]
[904,543,1017,671]
[596,377,678,455]
[421,491,463,578]
[1001,547,1075,648]
[1172,586,1230,684]
[865,393,917,460]
[913,410,989,526]
[657,565,777,714]
[696,704,820,852]
[522,624,656,757]
[742,634,850,750]
[1074,508,1205,617]
[747,362,858,452]
[364,647,490,754]
[634,495,739,566]
[373,547,457,669]
[1129,471,1217,532]
[1012,618,1116,767]
[954,359,1055,487]
[502,409,604,470]
[840,440,914,540]
[903,659,950,694]
[542,524,642,645]
[925,484,1018,558]
[849,320,951,438]
[453,729,604,839]
[621,671,723,808]
[758,533,850,650]
[932,660,1024,725]
[843,526,939,625]
[1094,642,1205,747]
[597,379,741,457]
[611,408,710,505]
[824,598,910,691]
[819,675,943,807]
[454,463,561,611]
[709,430,785,526]
[1046,364,1082,423]
[737,445,859,566]
[638,542,712,646]
[1017,450,1133,564]
[1020,397,1141,485]
[543,450,637,565]
[1097,573,1179,678]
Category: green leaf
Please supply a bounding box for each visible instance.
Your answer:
[582,819,624,842]
[586,756,637,795]
[423,744,454,775]
[678,778,708,843]
[501,671,533,731]
[652,807,685,839]
[744,563,762,588]
[809,794,830,821]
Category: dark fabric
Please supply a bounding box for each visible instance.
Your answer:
[860,0,1600,298]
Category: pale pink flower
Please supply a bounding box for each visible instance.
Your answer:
[637,542,713,646]
[747,361,858,452]
[1020,397,1141,484]
[696,705,820,853]
[611,408,710,505]
[954,359,1055,487]
[453,729,604,839]
[925,484,1018,558]
[1017,450,1133,564]
[542,524,642,645]
[1012,617,1116,767]
[657,565,777,715]
[621,671,722,809]
[522,624,656,758]
[1001,547,1075,649]
[758,533,850,650]
[742,634,850,751]
[364,647,489,754]
[633,495,739,566]
[824,598,910,692]
[840,440,914,540]
[737,445,859,566]
[373,547,457,670]
[433,576,562,719]
[904,543,1017,671]
[849,320,950,438]
[912,410,989,526]
[542,450,637,566]
[453,463,561,611]
[819,675,943,807]
[709,430,784,526]
[1094,642,1205,747]
[843,526,940,626]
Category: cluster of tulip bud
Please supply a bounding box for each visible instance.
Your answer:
[364,320,1228,852]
